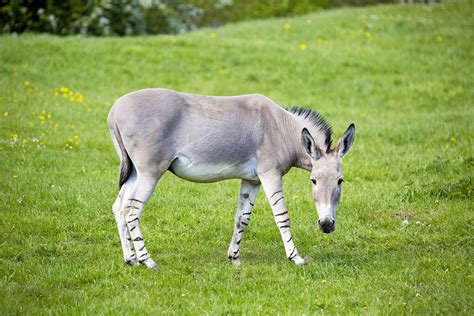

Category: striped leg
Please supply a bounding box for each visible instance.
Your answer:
[259,172,306,266]
[227,180,260,265]
[122,172,160,270]
[113,170,138,265]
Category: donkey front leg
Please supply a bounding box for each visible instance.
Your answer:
[227,180,260,265]
[259,172,306,266]
[122,172,160,270]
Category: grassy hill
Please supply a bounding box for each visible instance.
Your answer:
[0,0,472,314]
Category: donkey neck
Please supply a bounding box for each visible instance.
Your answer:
[284,111,332,172]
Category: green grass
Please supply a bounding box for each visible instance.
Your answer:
[1,0,473,314]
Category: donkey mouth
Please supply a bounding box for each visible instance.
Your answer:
[319,222,335,234]
[320,227,334,234]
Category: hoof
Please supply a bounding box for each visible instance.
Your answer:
[292,255,307,266]
[227,247,240,266]
[230,258,241,266]
[124,257,139,266]
[141,257,159,271]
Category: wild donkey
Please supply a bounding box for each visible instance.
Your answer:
[108,89,355,270]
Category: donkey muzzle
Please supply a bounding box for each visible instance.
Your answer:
[318,218,335,233]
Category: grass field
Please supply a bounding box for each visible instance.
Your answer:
[1,0,473,314]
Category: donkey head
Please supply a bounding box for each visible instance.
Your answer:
[301,124,355,233]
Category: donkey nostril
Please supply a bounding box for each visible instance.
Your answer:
[318,219,335,228]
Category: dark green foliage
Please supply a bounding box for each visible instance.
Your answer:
[1,0,398,36]
[0,0,204,35]
[1,0,95,35]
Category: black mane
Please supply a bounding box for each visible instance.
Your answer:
[287,107,333,151]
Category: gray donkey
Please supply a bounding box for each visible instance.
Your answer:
[108,88,355,270]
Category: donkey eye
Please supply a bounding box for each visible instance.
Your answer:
[311,179,317,185]
[338,178,344,185]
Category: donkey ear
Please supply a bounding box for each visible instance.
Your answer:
[335,123,355,158]
[301,128,323,160]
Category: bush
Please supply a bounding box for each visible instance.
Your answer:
[0,0,397,36]
[0,0,204,36]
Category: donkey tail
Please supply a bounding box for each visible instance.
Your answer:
[108,107,133,188]
[116,126,132,188]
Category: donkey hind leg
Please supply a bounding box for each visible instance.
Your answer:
[113,169,139,265]
[227,180,260,265]
[121,172,160,270]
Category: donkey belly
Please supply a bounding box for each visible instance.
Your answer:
[169,155,258,183]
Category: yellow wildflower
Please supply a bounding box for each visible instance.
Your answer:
[283,23,290,30]
[75,93,83,103]
[300,43,307,50]
[364,31,371,38]
[74,135,79,140]
[13,175,18,179]
[24,81,30,86]
[55,87,84,103]
[3,112,8,117]
[47,114,52,119]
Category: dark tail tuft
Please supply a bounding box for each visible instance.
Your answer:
[119,149,132,188]
[112,123,133,189]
